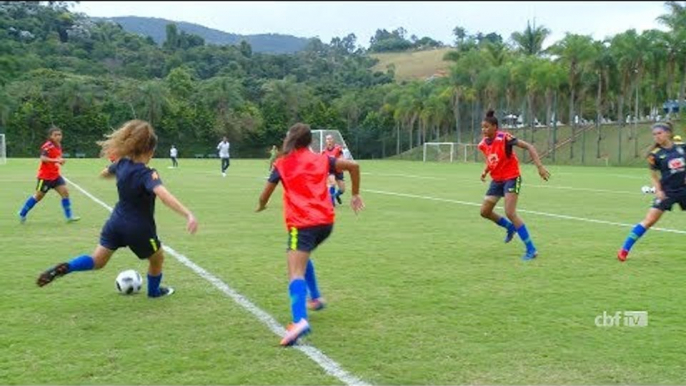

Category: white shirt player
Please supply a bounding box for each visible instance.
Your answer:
[217,141,230,159]
[170,147,178,158]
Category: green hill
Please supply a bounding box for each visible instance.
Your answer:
[371,48,453,82]
[93,16,310,54]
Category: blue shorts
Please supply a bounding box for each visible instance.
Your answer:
[486,176,522,197]
[36,177,65,193]
[652,192,686,212]
[329,172,345,181]
[286,224,333,252]
[100,217,161,259]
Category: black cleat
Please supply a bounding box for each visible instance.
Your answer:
[335,194,342,205]
[37,263,69,287]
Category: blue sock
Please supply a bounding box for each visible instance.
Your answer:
[61,198,72,219]
[516,224,536,252]
[329,186,336,204]
[622,224,647,252]
[19,196,38,217]
[66,254,94,272]
[148,273,162,297]
[496,217,515,232]
[305,259,321,300]
[289,278,307,323]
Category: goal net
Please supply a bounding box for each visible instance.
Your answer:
[0,134,5,165]
[310,129,354,160]
[423,142,481,162]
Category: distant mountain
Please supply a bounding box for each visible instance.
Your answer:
[92,16,310,54]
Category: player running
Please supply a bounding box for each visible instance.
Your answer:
[18,126,80,224]
[36,120,198,297]
[217,137,230,177]
[478,110,550,260]
[618,122,686,262]
[256,123,364,346]
[321,134,346,205]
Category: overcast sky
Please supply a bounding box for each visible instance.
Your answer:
[72,1,669,48]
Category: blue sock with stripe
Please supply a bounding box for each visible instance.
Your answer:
[305,259,321,300]
[289,278,308,323]
[496,217,516,232]
[148,273,162,297]
[19,196,37,217]
[67,255,94,272]
[516,224,536,252]
[61,198,72,219]
[622,224,647,252]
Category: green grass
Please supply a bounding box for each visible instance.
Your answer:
[371,48,453,82]
[2,158,686,384]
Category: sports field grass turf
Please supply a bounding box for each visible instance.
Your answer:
[2,158,685,384]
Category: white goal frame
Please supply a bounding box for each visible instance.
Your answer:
[310,129,353,160]
[423,142,479,162]
[0,134,5,165]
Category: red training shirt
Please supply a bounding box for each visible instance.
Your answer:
[272,148,335,230]
[322,145,342,159]
[478,131,521,181]
[37,140,62,180]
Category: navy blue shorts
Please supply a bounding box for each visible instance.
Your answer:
[486,176,521,197]
[329,172,345,181]
[286,224,333,252]
[652,192,686,212]
[36,176,65,193]
[100,217,162,259]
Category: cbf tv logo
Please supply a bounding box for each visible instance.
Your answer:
[595,311,648,327]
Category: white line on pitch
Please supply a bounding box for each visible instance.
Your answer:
[366,189,686,235]
[64,176,371,386]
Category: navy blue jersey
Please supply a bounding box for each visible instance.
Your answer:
[648,144,686,195]
[107,158,163,225]
[268,156,338,183]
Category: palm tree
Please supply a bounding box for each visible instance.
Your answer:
[657,1,686,107]
[550,33,596,158]
[511,20,551,57]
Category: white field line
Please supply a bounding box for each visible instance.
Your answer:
[365,189,686,235]
[63,176,371,386]
[362,172,645,196]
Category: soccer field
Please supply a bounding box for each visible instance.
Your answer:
[2,158,686,385]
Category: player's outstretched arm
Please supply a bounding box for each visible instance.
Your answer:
[153,185,198,234]
[650,169,665,200]
[256,182,278,212]
[516,139,550,181]
[335,159,364,213]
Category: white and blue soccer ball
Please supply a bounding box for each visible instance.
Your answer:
[115,269,143,295]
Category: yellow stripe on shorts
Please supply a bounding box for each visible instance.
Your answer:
[290,227,298,251]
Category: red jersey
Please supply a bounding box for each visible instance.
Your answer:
[37,140,61,180]
[272,148,335,229]
[322,145,342,159]
[478,131,520,181]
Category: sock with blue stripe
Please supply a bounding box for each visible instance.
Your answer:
[496,217,516,232]
[148,273,162,297]
[67,255,94,272]
[289,278,307,323]
[622,224,647,252]
[516,224,536,252]
[305,259,321,300]
[61,198,72,219]
[20,196,38,217]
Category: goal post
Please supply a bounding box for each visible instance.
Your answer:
[423,142,480,163]
[0,134,5,165]
[310,129,354,160]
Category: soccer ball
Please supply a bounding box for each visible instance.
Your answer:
[115,269,143,295]
[641,185,650,194]
[650,186,656,194]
